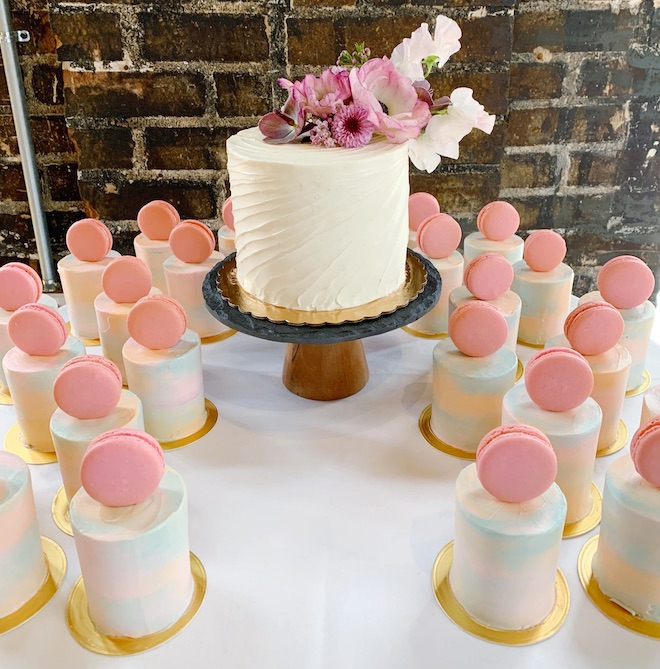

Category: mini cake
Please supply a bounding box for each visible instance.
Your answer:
[226,128,409,311]
[641,385,660,427]
[0,451,48,618]
[502,348,601,525]
[163,219,230,339]
[217,198,236,256]
[3,304,84,452]
[134,200,180,294]
[431,301,517,453]
[94,256,158,384]
[0,262,58,394]
[449,253,520,352]
[513,229,574,346]
[123,295,206,442]
[547,301,629,452]
[58,218,120,340]
[407,213,463,335]
[408,191,440,249]
[592,418,660,621]
[70,428,195,637]
[450,425,567,630]
[50,356,144,503]
[579,255,656,391]
[463,201,524,268]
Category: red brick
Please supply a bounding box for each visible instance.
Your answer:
[501,153,557,189]
[46,163,79,201]
[215,74,271,117]
[565,10,637,53]
[453,121,506,165]
[337,16,428,60]
[293,0,354,5]
[11,10,57,56]
[509,63,565,100]
[0,116,74,157]
[506,108,560,146]
[568,152,620,187]
[428,70,508,116]
[513,11,564,54]
[69,127,134,169]
[50,10,123,64]
[452,15,512,64]
[504,197,554,231]
[577,59,636,97]
[32,63,65,105]
[0,164,27,200]
[287,19,338,67]
[565,105,627,143]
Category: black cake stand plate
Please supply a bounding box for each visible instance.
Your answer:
[203,252,441,400]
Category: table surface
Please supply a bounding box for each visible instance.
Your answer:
[1,303,659,669]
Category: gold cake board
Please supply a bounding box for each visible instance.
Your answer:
[52,485,72,536]
[401,326,448,340]
[563,483,602,539]
[0,386,12,405]
[159,398,218,451]
[418,404,476,460]
[432,541,569,645]
[67,552,206,655]
[596,420,628,458]
[201,329,237,345]
[4,423,57,464]
[626,369,651,398]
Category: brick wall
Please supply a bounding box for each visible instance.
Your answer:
[0,0,658,294]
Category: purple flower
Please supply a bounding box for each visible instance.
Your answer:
[310,119,337,148]
[331,104,375,148]
[258,89,306,143]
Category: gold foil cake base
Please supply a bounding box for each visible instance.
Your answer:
[432,541,569,646]
[0,385,12,405]
[563,483,602,539]
[4,423,57,464]
[596,420,628,458]
[578,535,660,639]
[51,485,72,536]
[517,337,546,349]
[401,326,448,340]
[159,399,218,451]
[67,551,207,655]
[418,404,476,461]
[201,329,237,345]
[217,251,427,326]
[516,358,524,382]
[0,536,67,635]
[626,369,651,398]
[66,322,100,347]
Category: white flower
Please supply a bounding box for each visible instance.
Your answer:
[408,132,442,173]
[391,16,462,80]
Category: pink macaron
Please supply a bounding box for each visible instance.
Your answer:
[80,428,166,507]
[476,424,558,503]
[8,303,68,356]
[137,200,180,241]
[564,301,624,357]
[464,253,514,301]
[169,220,216,264]
[523,229,567,272]
[221,198,235,232]
[476,201,520,241]
[630,417,660,488]
[66,218,113,262]
[54,355,123,419]
[408,192,440,232]
[448,301,508,357]
[597,255,655,310]
[127,294,187,350]
[525,347,594,412]
[102,256,153,304]
[0,262,43,312]
[416,213,462,259]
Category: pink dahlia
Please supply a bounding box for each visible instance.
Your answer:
[331,104,375,148]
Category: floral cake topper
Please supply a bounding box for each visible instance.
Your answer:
[258,15,495,173]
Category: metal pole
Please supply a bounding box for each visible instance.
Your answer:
[0,0,59,291]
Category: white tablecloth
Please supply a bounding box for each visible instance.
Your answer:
[1,306,659,669]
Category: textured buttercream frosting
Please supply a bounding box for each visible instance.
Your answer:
[226,127,410,311]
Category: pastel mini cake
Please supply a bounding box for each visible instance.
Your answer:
[431,301,517,454]
[163,219,230,339]
[579,255,656,392]
[408,192,440,249]
[57,218,120,340]
[134,200,180,294]
[408,212,463,336]
[50,356,144,504]
[70,428,195,637]
[449,252,521,352]
[450,425,567,631]
[513,229,574,347]
[463,201,524,268]
[217,198,236,256]
[503,347,601,526]
[641,385,660,428]
[123,295,206,442]
[94,256,159,384]
[3,304,84,452]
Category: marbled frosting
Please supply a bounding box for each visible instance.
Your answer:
[133,234,172,296]
[641,385,660,427]
[462,231,524,268]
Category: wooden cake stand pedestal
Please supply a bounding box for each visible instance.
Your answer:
[203,252,441,401]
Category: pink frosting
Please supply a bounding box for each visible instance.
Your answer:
[7,303,68,356]
[564,301,624,356]
[222,198,235,232]
[102,256,152,304]
[597,255,656,310]
[476,201,520,241]
[169,220,216,264]
[464,252,514,301]
[0,262,42,311]
[448,301,508,357]
[523,230,567,272]
[66,219,113,262]
[417,213,461,259]
[137,200,180,241]
[408,192,440,232]
[127,294,187,350]
[476,424,558,503]
[630,418,660,488]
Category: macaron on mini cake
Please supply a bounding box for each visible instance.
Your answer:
[407,213,463,336]
[57,218,120,340]
[50,356,144,505]
[431,301,517,454]
[94,256,159,384]
[408,192,440,249]
[134,200,180,294]
[502,348,602,527]
[449,425,567,631]
[164,219,229,339]
[463,201,524,268]
[70,428,196,637]
[123,295,207,442]
[579,255,656,392]
[513,229,574,347]
[217,198,236,256]
[449,253,521,352]
[3,304,84,452]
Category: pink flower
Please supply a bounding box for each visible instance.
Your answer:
[331,104,375,148]
[310,119,337,148]
[349,57,431,143]
[279,67,351,118]
[258,91,306,143]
